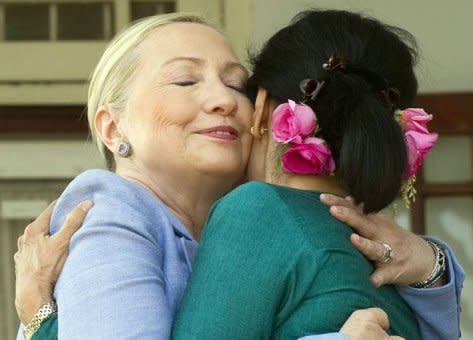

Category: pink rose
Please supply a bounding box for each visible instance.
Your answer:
[281,137,336,175]
[405,130,438,177]
[272,100,316,144]
[399,108,433,133]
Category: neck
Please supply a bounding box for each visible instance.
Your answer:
[116,163,234,241]
[266,168,347,197]
[258,136,347,197]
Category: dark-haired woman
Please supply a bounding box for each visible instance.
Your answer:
[171,10,460,339]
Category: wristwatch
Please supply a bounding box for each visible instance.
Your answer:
[23,301,57,340]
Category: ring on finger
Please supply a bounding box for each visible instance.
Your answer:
[378,243,393,263]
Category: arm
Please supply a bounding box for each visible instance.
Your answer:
[53,204,172,340]
[319,194,464,340]
[396,239,464,340]
[15,201,91,340]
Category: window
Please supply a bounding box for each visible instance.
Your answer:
[4,4,49,40]
[57,3,111,40]
[0,2,114,41]
[131,0,175,21]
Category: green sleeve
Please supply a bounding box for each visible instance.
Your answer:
[31,314,58,340]
[171,183,319,339]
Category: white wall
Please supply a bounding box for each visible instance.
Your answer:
[251,0,473,93]
[0,140,104,179]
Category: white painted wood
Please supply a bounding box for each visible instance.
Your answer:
[0,140,105,179]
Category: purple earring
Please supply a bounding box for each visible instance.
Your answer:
[117,141,132,157]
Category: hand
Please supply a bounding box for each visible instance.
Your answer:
[320,194,437,287]
[341,308,404,340]
[14,200,93,324]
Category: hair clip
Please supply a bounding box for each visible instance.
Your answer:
[322,56,348,72]
[299,78,326,102]
[380,87,401,109]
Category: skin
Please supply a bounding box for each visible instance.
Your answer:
[14,201,93,324]
[96,23,253,240]
[14,22,440,340]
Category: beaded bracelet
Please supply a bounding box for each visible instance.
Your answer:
[410,240,446,288]
[23,301,57,340]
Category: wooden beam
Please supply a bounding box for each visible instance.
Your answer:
[415,92,473,134]
[423,182,473,196]
[0,105,88,136]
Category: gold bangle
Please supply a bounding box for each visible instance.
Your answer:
[23,301,57,340]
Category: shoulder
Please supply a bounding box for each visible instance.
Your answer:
[203,182,316,247]
[50,169,185,245]
[213,181,286,213]
[205,182,352,250]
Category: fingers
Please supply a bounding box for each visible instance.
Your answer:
[17,235,24,250]
[365,307,390,331]
[350,234,386,262]
[320,194,356,209]
[51,200,93,246]
[328,205,377,239]
[26,200,57,236]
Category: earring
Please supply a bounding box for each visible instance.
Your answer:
[250,126,268,137]
[117,141,132,157]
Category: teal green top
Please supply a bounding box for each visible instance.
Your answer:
[172,181,420,339]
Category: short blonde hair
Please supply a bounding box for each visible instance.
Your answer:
[87,13,209,170]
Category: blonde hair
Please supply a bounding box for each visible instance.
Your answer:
[87,13,210,170]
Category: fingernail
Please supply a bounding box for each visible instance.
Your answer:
[334,206,345,215]
[371,277,381,287]
[79,200,93,212]
[351,233,360,243]
[320,193,329,201]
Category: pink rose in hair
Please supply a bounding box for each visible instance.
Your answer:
[399,108,433,133]
[405,130,438,177]
[281,137,336,175]
[272,100,316,144]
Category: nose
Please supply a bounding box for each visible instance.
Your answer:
[202,80,238,116]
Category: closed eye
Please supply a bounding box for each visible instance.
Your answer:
[227,84,247,94]
[173,81,197,86]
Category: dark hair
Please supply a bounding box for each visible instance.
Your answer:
[247,10,419,213]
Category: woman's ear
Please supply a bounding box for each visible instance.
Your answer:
[251,88,271,138]
[94,106,124,154]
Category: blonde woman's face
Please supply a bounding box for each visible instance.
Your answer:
[124,22,253,182]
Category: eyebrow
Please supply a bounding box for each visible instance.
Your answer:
[162,57,248,77]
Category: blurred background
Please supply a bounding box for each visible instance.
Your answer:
[0,0,471,338]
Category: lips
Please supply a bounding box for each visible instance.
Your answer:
[195,125,239,141]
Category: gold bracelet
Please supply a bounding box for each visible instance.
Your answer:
[23,301,57,340]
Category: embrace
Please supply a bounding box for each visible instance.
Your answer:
[15,9,463,340]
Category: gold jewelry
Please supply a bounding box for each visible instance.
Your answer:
[250,126,268,137]
[23,301,57,340]
[402,176,417,209]
[377,243,393,263]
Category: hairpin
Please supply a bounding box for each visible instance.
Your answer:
[322,56,348,72]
